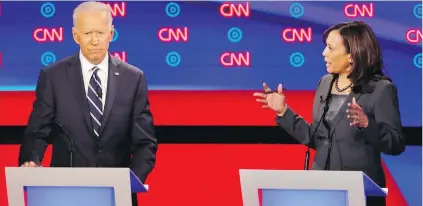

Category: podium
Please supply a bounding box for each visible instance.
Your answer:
[239,169,387,206]
[5,167,148,206]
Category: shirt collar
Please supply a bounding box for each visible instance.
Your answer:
[79,50,109,72]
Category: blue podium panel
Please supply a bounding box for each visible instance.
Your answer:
[363,174,387,197]
[25,186,115,206]
[262,189,348,206]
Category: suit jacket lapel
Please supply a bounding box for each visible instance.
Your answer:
[99,54,124,135]
[314,75,334,121]
[329,91,363,137]
[66,52,94,135]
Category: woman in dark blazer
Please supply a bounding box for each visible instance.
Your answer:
[254,21,405,206]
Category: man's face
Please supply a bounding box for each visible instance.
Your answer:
[72,11,114,64]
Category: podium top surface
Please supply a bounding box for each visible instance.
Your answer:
[239,169,387,196]
[5,167,148,193]
[5,167,148,206]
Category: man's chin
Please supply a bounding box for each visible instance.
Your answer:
[88,54,106,64]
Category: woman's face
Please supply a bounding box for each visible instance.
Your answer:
[322,30,352,75]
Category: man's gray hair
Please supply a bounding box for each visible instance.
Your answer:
[73,1,113,27]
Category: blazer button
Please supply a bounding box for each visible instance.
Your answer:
[98,149,103,153]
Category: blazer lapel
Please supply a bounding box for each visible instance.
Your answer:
[315,75,334,121]
[329,92,363,136]
[99,54,124,135]
[66,53,94,135]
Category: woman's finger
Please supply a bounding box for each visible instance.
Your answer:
[263,82,272,92]
[253,92,267,98]
[256,99,268,104]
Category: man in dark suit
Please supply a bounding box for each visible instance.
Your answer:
[18,2,157,205]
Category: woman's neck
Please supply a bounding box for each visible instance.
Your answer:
[332,73,353,94]
[338,73,352,85]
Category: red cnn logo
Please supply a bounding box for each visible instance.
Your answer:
[406,29,422,44]
[220,52,250,67]
[33,27,64,42]
[344,3,374,18]
[103,2,126,17]
[111,51,127,62]
[282,27,312,43]
[219,2,250,17]
[158,27,189,42]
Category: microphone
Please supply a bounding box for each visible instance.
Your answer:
[55,120,74,167]
[319,95,325,103]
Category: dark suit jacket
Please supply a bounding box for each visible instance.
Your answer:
[18,52,158,184]
[276,74,405,187]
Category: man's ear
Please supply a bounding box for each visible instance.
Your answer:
[72,27,80,45]
[109,25,115,42]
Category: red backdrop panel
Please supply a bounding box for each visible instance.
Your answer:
[0,144,406,206]
[0,91,314,126]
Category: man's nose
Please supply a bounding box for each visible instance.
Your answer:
[90,33,100,45]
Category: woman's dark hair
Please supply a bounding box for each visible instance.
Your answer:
[322,21,391,93]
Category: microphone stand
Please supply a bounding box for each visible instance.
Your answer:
[304,101,330,170]
[304,75,336,170]
[55,120,74,167]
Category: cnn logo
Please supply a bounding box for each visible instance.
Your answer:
[344,3,374,18]
[220,52,250,67]
[111,51,127,62]
[103,2,126,17]
[406,29,422,44]
[282,28,312,43]
[219,2,250,18]
[33,27,64,42]
[158,27,189,42]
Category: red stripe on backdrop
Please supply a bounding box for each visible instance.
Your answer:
[381,162,409,206]
[0,145,404,206]
[0,91,315,126]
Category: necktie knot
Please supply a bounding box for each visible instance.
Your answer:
[92,66,100,74]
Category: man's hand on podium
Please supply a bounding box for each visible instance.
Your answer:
[21,161,39,167]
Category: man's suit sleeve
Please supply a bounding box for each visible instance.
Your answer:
[130,72,158,183]
[18,68,54,165]
[361,83,405,155]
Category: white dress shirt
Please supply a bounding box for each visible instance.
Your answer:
[79,51,108,110]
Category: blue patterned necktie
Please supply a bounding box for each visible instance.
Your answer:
[87,66,103,137]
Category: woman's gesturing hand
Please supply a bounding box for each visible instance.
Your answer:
[253,82,286,114]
